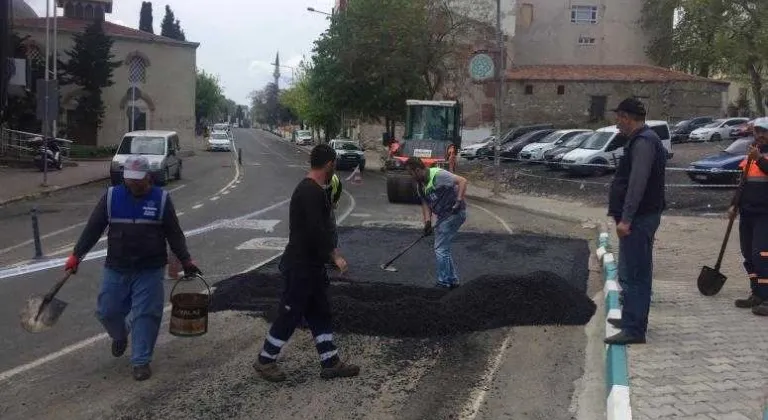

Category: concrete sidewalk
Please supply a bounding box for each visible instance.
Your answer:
[467,179,767,420]
[0,160,110,206]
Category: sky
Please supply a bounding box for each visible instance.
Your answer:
[24,0,336,104]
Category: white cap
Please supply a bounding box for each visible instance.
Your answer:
[753,117,768,130]
[123,155,150,180]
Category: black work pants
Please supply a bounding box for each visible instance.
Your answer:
[739,212,768,299]
[258,263,339,368]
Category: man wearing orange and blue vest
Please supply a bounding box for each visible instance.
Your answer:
[730,117,768,316]
[405,157,468,289]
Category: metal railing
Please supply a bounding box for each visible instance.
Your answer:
[0,128,73,160]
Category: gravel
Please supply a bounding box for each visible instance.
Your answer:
[209,227,594,338]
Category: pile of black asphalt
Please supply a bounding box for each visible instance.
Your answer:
[209,227,596,338]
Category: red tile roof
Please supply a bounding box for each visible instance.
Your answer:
[506,65,729,85]
[12,18,198,47]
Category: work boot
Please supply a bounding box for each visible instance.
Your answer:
[735,293,764,308]
[320,359,360,380]
[132,364,152,381]
[435,282,459,290]
[111,339,127,357]
[607,318,622,329]
[752,302,768,316]
[253,361,287,382]
[604,331,646,345]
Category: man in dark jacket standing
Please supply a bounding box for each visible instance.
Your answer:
[604,98,667,345]
[65,155,200,381]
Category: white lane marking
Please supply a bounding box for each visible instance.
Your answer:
[468,202,513,234]
[192,204,204,209]
[0,190,358,382]
[459,333,513,420]
[350,213,371,218]
[221,219,281,232]
[210,196,220,201]
[459,201,514,420]
[0,198,291,281]
[0,222,87,256]
[168,184,186,193]
[177,212,185,217]
[213,143,242,197]
[236,237,289,251]
[222,191,230,195]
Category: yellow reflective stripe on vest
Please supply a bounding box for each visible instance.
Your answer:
[425,167,441,193]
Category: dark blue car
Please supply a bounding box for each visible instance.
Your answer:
[686,138,752,185]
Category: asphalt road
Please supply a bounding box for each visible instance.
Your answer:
[0,129,604,420]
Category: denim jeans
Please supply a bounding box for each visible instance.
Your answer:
[618,212,661,337]
[96,267,165,366]
[434,210,467,285]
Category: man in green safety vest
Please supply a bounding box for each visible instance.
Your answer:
[404,157,468,289]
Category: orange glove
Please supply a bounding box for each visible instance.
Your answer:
[65,254,80,273]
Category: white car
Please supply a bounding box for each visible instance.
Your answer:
[459,136,494,160]
[519,129,593,162]
[296,130,313,146]
[207,131,232,151]
[689,118,749,142]
[561,121,673,176]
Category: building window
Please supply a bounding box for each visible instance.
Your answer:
[26,45,42,62]
[589,96,607,123]
[520,3,534,28]
[524,85,534,95]
[74,3,83,18]
[578,35,596,46]
[571,5,598,24]
[84,4,94,19]
[557,85,565,95]
[128,56,148,84]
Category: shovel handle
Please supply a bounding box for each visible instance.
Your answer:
[715,158,754,271]
[382,234,426,268]
[43,270,73,303]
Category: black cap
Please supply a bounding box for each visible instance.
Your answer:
[612,98,647,117]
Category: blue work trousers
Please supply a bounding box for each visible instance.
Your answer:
[434,210,467,286]
[618,213,661,338]
[96,267,165,366]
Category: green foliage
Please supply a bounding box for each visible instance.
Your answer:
[69,144,118,158]
[58,19,121,145]
[195,70,225,125]
[139,2,154,34]
[160,5,185,41]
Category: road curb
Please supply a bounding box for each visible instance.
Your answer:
[596,222,632,420]
[0,175,110,207]
[463,192,594,225]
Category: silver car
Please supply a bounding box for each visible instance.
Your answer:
[110,130,183,186]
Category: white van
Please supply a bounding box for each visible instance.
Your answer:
[561,121,673,176]
[296,130,313,145]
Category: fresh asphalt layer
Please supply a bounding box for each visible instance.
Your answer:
[0,129,603,420]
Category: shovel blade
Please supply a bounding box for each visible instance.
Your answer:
[380,264,398,272]
[20,295,68,333]
[697,266,728,297]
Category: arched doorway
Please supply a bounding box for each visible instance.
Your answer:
[127,98,150,132]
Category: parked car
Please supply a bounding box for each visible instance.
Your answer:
[685,137,752,185]
[476,124,554,159]
[110,130,183,186]
[562,121,673,176]
[207,131,232,152]
[689,118,750,142]
[212,123,230,134]
[296,130,313,145]
[730,119,756,139]
[330,139,366,170]
[519,129,593,162]
[499,129,557,161]
[543,131,593,169]
[459,136,494,160]
[670,117,715,143]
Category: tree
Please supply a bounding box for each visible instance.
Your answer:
[160,5,186,41]
[195,70,224,127]
[58,19,121,145]
[139,2,154,34]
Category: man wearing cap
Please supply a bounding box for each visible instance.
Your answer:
[65,155,201,381]
[605,98,667,345]
[730,117,768,316]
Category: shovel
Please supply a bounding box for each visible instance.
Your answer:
[698,158,753,296]
[380,233,427,272]
[20,270,73,333]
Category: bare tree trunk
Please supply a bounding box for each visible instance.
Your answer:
[747,60,765,116]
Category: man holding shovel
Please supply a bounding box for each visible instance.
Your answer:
[405,158,468,289]
[64,155,201,381]
[730,117,768,316]
[604,98,667,345]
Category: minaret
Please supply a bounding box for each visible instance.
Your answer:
[273,52,280,89]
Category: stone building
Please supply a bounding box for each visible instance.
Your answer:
[11,0,199,148]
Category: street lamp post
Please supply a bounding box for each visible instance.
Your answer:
[492,0,505,196]
[306,7,332,16]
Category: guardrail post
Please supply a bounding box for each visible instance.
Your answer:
[31,206,44,259]
[238,148,243,166]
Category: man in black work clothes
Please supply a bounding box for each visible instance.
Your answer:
[604,98,667,345]
[254,144,360,382]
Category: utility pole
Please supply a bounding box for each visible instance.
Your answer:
[43,0,50,186]
[492,0,505,196]
[0,0,9,124]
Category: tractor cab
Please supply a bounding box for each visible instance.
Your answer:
[385,100,463,203]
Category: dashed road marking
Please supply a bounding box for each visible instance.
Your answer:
[222,191,230,195]
[193,204,204,209]
[210,196,220,201]
[350,213,372,218]
[168,184,186,193]
[177,212,185,216]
